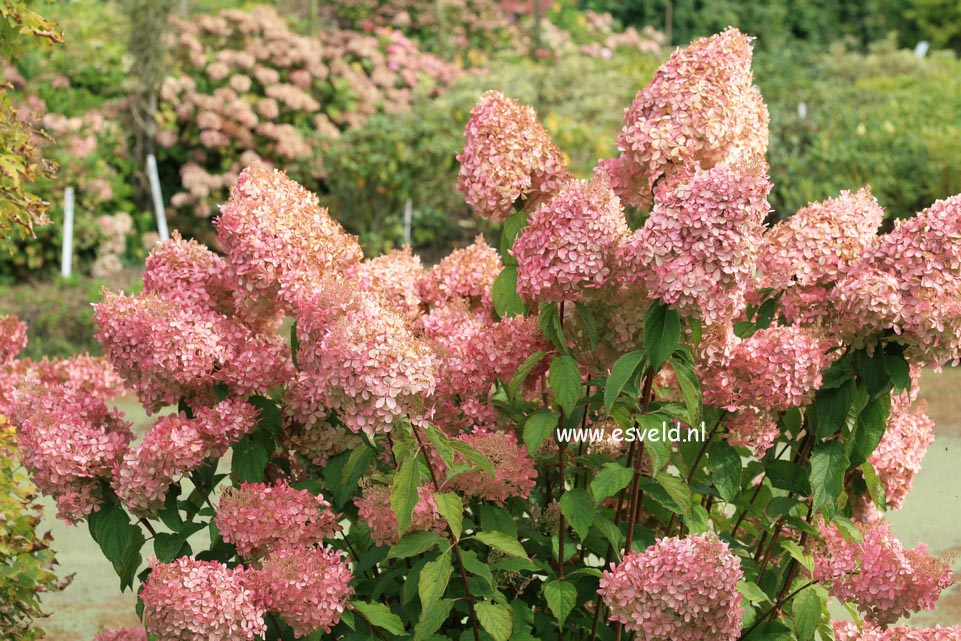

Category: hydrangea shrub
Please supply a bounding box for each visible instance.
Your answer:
[11,27,961,641]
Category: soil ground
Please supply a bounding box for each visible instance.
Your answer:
[34,368,961,639]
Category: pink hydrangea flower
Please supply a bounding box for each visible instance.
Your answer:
[253,546,353,637]
[457,91,570,222]
[215,163,363,314]
[94,291,232,411]
[355,483,446,546]
[348,246,425,324]
[142,231,231,314]
[216,482,341,557]
[93,628,148,641]
[725,407,779,457]
[831,267,904,345]
[864,194,961,366]
[756,188,884,291]
[444,431,537,503]
[513,174,629,304]
[141,557,266,641]
[617,162,771,325]
[599,533,744,641]
[294,279,435,436]
[813,519,954,625]
[834,620,961,641]
[417,235,503,310]
[11,381,133,523]
[0,314,27,365]
[601,28,768,210]
[867,393,935,511]
[114,400,258,515]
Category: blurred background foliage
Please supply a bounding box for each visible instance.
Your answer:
[0,0,960,354]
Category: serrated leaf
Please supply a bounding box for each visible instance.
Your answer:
[604,350,645,412]
[849,393,891,468]
[461,550,495,592]
[451,438,496,478]
[419,551,453,611]
[814,379,856,439]
[476,602,513,641]
[548,354,581,416]
[670,356,702,428]
[544,580,577,625]
[353,601,406,635]
[593,515,624,556]
[861,461,888,511]
[501,210,527,258]
[644,301,681,371]
[575,301,599,350]
[737,580,772,604]
[231,436,268,483]
[508,350,547,398]
[655,472,693,517]
[153,532,189,563]
[339,445,374,488]
[523,409,558,454]
[708,440,742,502]
[387,531,445,559]
[473,531,528,559]
[88,502,133,568]
[780,540,814,574]
[559,488,594,540]
[492,266,526,318]
[414,598,454,640]
[425,425,455,469]
[811,442,848,517]
[391,457,420,534]
[793,586,822,641]
[590,462,634,504]
[433,492,463,540]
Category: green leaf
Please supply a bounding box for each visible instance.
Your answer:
[290,321,301,370]
[391,457,420,534]
[810,442,848,517]
[793,586,822,641]
[501,209,527,258]
[590,462,634,504]
[538,303,566,351]
[655,472,693,518]
[153,532,189,563]
[508,350,547,398]
[231,436,268,483]
[523,409,558,454]
[559,488,594,540]
[548,354,581,416]
[419,551,453,611]
[476,602,513,641]
[387,531,445,559]
[849,393,891,468]
[780,540,815,574]
[575,301,599,350]
[814,379,857,439]
[737,580,772,604]
[352,601,406,635]
[88,502,133,568]
[708,441,742,502]
[492,266,526,318]
[644,301,681,371]
[414,598,454,640]
[339,445,375,489]
[433,492,463,540]
[473,531,528,559]
[885,345,911,393]
[426,425,455,470]
[461,550,495,592]
[543,580,577,625]
[670,356,702,428]
[451,439,496,478]
[861,461,888,511]
[116,525,145,592]
[593,515,624,555]
[604,350,645,412]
